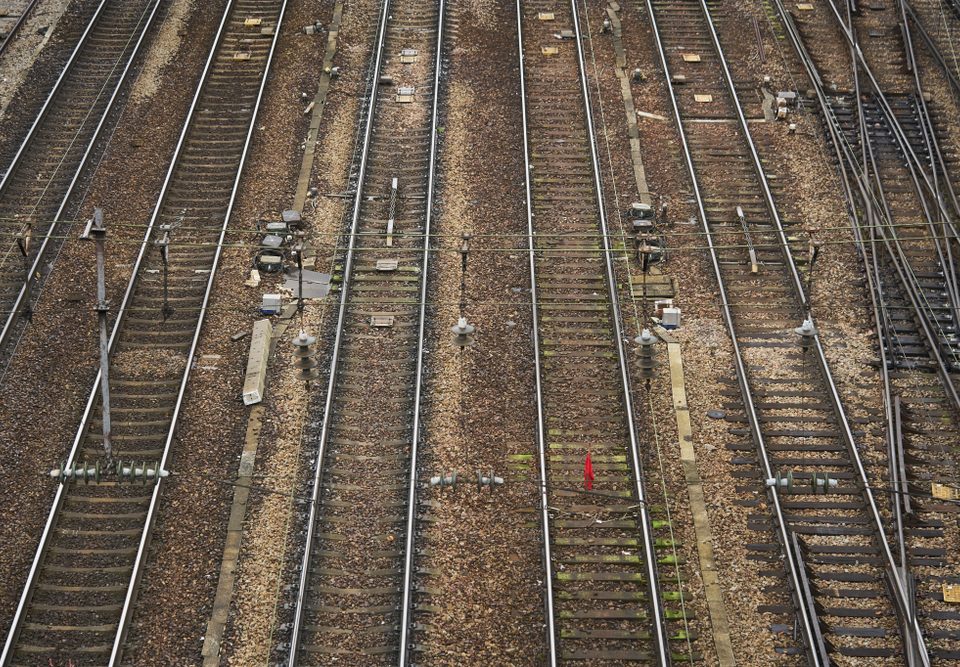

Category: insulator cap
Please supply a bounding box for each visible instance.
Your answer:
[292,331,317,348]
[451,317,476,347]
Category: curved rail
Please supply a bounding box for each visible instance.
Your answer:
[774,0,955,653]
[822,0,960,243]
[0,0,288,663]
[0,0,164,360]
[517,0,672,660]
[285,0,444,660]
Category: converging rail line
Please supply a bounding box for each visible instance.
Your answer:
[772,0,960,658]
[517,0,678,661]
[901,0,960,96]
[0,0,287,663]
[0,0,164,360]
[284,0,443,661]
[645,0,932,661]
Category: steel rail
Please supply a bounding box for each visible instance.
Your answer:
[110,0,287,660]
[519,0,674,660]
[0,0,109,199]
[899,0,960,324]
[845,0,918,627]
[859,97,941,667]
[905,1,960,96]
[773,0,960,412]
[821,0,960,242]
[640,0,825,662]
[770,0,949,659]
[573,0,671,657]
[0,0,41,58]
[885,0,960,331]
[514,0,558,658]
[397,0,445,660]
[853,39,928,660]
[285,0,443,658]
[285,0,391,654]
[0,0,164,357]
[772,7,930,610]
[855,103,916,664]
[847,0,956,368]
[861,97,959,387]
[0,0,286,661]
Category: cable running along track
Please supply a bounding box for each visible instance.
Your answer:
[0,0,287,663]
[517,0,679,661]
[645,0,933,661]
[0,0,163,359]
[285,0,443,661]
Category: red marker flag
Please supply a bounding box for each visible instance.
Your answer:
[584,451,595,490]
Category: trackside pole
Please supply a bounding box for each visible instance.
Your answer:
[84,208,113,460]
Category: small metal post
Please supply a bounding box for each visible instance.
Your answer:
[16,234,32,322]
[158,224,173,322]
[737,205,759,274]
[794,318,817,353]
[635,237,653,322]
[89,208,112,460]
[296,246,305,315]
[460,233,470,274]
[806,234,820,295]
[460,233,470,316]
[753,16,765,63]
[386,177,398,247]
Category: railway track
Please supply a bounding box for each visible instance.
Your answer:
[842,95,960,372]
[0,0,40,56]
[0,0,163,361]
[517,0,682,661]
[904,0,960,95]
[0,0,287,663]
[645,0,935,661]
[773,0,960,657]
[284,0,443,661]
